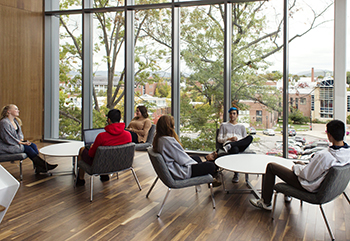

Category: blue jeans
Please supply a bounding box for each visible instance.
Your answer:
[23,143,39,159]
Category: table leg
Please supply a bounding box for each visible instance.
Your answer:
[73,156,77,177]
[221,171,261,198]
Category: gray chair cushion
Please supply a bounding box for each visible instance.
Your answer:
[147,147,213,189]
[274,164,350,205]
[78,143,135,175]
[135,124,156,151]
[0,153,27,162]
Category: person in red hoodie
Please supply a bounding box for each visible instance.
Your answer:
[76,109,132,186]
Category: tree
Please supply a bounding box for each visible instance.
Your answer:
[57,0,333,147]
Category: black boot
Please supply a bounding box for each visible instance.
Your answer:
[32,156,58,171]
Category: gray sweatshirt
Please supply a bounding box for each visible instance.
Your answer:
[293,145,350,192]
[0,118,25,154]
[156,136,197,180]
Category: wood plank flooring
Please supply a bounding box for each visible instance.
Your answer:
[0,142,349,241]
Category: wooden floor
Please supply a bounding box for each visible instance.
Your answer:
[0,142,350,241]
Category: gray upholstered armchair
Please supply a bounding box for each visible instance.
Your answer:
[271,164,350,240]
[135,124,156,151]
[0,153,27,181]
[77,143,142,201]
[146,147,215,217]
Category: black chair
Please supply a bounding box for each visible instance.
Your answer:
[135,124,156,151]
[271,164,350,240]
[146,147,215,217]
[77,143,142,201]
[0,153,28,181]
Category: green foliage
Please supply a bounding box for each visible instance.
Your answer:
[289,109,309,124]
[154,80,171,98]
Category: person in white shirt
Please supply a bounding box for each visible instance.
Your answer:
[250,119,350,211]
[206,107,253,183]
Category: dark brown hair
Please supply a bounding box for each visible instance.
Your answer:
[153,115,181,152]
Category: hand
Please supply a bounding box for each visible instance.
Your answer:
[293,161,306,165]
[229,136,238,142]
[20,140,31,145]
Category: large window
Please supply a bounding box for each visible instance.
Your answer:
[179,5,224,151]
[45,0,344,158]
[92,9,125,128]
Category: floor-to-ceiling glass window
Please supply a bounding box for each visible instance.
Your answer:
[91,8,125,127]
[58,14,83,140]
[179,4,224,151]
[45,0,346,159]
[133,7,172,125]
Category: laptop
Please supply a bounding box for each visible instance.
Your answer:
[83,128,105,149]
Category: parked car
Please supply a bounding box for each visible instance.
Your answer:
[280,128,297,136]
[294,136,306,145]
[248,127,256,135]
[275,139,302,148]
[288,128,296,136]
[263,129,275,136]
[302,146,327,155]
[266,150,298,159]
[303,141,330,150]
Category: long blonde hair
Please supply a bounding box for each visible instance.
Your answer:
[1,104,22,126]
[153,115,181,152]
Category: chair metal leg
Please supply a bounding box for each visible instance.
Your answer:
[319,205,335,240]
[209,183,216,209]
[90,176,94,202]
[20,160,23,181]
[271,192,278,220]
[157,188,171,217]
[146,177,159,198]
[343,192,350,204]
[130,168,142,191]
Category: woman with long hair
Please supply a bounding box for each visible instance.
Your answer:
[126,105,152,143]
[0,104,57,173]
[153,115,220,183]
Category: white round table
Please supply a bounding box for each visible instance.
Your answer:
[215,154,294,198]
[40,142,84,175]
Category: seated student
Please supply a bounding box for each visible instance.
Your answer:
[0,104,57,173]
[76,109,132,186]
[126,105,152,144]
[250,119,350,211]
[206,106,253,183]
[153,115,221,186]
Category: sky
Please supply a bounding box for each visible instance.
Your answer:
[87,0,349,76]
[266,0,350,75]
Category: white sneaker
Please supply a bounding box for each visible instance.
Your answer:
[284,195,292,202]
[223,144,231,153]
[249,198,272,211]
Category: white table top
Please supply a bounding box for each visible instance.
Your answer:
[215,154,294,175]
[39,142,84,157]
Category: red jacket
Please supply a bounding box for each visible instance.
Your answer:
[88,122,131,158]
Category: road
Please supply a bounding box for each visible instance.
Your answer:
[249,123,350,154]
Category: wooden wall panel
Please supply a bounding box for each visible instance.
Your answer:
[0,0,44,141]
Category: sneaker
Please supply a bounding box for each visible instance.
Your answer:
[284,195,292,203]
[223,144,231,153]
[76,178,85,187]
[232,173,239,183]
[249,198,272,211]
[100,175,110,182]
